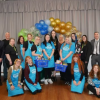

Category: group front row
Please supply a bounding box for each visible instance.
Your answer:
[7,54,100,98]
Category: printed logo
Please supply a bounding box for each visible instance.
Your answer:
[13,73,18,78]
[63,46,69,51]
[31,69,36,74]
[46,45,52,49]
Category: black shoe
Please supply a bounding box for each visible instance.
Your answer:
[32,90,37,94]
[0,81,2,86]
[51,77,57,82]
[37,89,42,93]
[3,78,7,82]
[39,81,44,86]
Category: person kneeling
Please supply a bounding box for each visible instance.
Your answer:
[71,54,85,94]
[24,56,42,94]
[7,59,24,97]
[87,64,100,98]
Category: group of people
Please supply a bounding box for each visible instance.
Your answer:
[0,31,100,98]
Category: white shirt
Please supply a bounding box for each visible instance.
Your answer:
[93,39,99,54]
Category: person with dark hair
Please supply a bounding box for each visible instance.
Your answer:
[91,32,100,66]
[3,32,10,81]
[71,54,85,94]
[5,38,18,69]
[41,34,55,85]
[16,36,25,84]
[24,56,42,94]
[50,30,59,81]
[0,40,4,85]
[71,33,81,57]
[81,35,92,82]
[87,65,100,98]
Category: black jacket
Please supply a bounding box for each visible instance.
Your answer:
[0,40,4,58]
[81,41,92,62]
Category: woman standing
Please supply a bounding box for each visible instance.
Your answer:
[71,54,85,93]
[24,56,42,94]
[5,38,18,69]
[7,59,24,97]
[50,30,59,81]
[81,35,92,82]
[31,36,43,84]
[58,34,65,80]
[41,34,55,85]
[60,36,75,85]
[71,33,81,57]
[17,36,25,83]
[87,65,100,98]
[23,33,34,59]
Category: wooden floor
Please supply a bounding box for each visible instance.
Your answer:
[0,76,99,100]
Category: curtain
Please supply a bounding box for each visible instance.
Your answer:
[0,0,100,41]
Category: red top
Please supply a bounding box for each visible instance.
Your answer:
[24,64,39,85]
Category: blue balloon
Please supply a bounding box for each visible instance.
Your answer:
[39,20,45,25]
[43,24,48,30]
[48,26,53,32]
[40,29,48,35]
[35,23,42,30]
[45,20,50,26]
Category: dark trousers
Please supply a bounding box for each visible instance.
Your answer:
[44,68,52,79]
[0,62,2,82]
[38,71,42,82]
[65,63,71,83]
[91,55,100,66]
[21,69,24,83]
[3,56,7,79]
[84,62,88,78]
[87,84,100,98]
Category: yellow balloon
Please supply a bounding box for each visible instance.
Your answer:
[72,26,77,31]
[59,22,66,29]
[51,21,57,27]
[65,24,72,31]
[66,22,72,26]
[55,19,61,25]
[49,17,55,22]
[65,32,71,36]
[78,38,82,43]
[60,29,66,34]
[54,26,60,33]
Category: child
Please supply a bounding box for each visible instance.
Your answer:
[87,64,100,98]
[7,59,24,97]
[24,56,42,94]
[71,54,85,93]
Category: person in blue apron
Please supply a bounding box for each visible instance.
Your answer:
[23,33,34,59]
[17,36,25,84]
[24,56,42,94]
[87,64,100,98]
[60,36,75,85]
[71,54,85,94]
[31,36,43,85]
[41,34,55,85]
[7,59,24,97]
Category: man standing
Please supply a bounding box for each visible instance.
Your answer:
[91,32,100,66]
[3,32,10,81]
[0,40,4,85]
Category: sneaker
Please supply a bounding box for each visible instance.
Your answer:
[65,81,68,85]
[89,91,93,94]
[24,85,29,90]
[44,79,48,85]
[47,79,53,84]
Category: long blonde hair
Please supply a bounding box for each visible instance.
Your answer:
[63,36,72,48]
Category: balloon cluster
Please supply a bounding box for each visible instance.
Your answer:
[35,20,53,35]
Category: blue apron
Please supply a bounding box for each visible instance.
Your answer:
[60,43,75,64]
[71,63,85,93]
[92,78,100,88]
[24,41,33,60]
[42,42,55,68]
[7,68,24,97]
[25,65,41,92]
[20,44,25,69]
[32,45,43,72]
